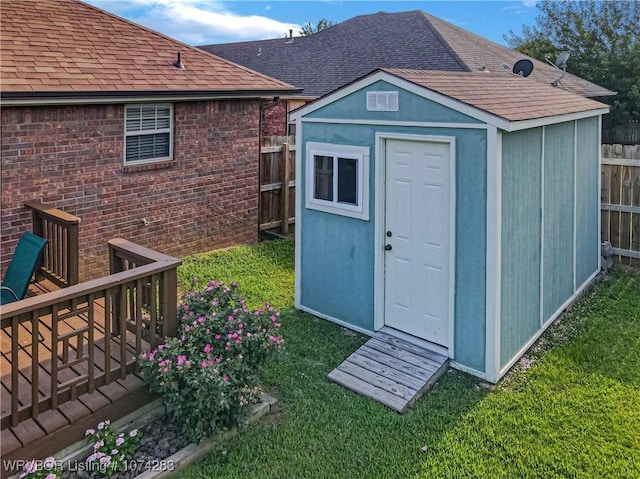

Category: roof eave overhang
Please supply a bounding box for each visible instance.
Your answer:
[0,88,302,106]
[504,107,610,132]
[291,70,610,132]
[290,70,514,128]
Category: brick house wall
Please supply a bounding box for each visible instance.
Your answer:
[261,100,287,137]
[1,99,260,281]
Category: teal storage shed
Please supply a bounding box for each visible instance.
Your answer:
[290,69,609,383]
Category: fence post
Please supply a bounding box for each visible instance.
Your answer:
[282,142,291,235]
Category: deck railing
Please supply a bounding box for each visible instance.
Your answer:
[24,200,81,287]
[0,239,180,429]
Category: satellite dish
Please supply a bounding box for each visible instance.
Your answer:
[552,51,570,87]
[512,59,534,77]
[555,52,570,69]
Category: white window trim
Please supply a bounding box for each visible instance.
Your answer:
[123,103,173,164]
[306,142,370,221]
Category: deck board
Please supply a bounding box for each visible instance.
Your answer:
[1,280,157,468]
[328,332,449,412]
[33,409,69,435]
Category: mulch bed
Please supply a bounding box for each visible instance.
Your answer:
[62,415,191,479]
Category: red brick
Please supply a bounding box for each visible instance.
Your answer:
[1,101,260,281]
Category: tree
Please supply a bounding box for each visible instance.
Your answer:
[504,0,639,127]
[299,18,335,36]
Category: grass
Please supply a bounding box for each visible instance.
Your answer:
[174,237,640,478]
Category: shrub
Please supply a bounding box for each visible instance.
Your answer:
[18,457,60,479]
[85,420,141,476]
[139,280,283,442]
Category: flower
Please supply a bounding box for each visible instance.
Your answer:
[129,429,138,438]
[85,428,96,436]
[115,437,125,447]
[138,279,283,442]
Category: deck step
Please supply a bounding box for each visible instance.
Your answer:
[328,332,448,412]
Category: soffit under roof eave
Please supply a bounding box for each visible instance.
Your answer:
[0,88,302,106]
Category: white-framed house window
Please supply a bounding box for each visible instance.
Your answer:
[306,142,370,220]
[124,104,173,163]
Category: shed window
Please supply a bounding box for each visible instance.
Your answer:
[124,104,172,163]
[306,142,370,220]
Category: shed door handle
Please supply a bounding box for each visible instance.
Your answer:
[385,244,392,251]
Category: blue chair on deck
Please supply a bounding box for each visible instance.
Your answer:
[1,231,48,305]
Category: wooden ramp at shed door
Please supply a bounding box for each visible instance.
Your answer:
[328,332,449,412]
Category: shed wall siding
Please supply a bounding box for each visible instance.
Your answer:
[305,80,483,124]
[543,122,576,319]
[300,120,487,373]
[575,117,600,285]
[500,128,543,367]
[499,118,600,371]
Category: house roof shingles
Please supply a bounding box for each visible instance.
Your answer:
[0,0,298,99]
[382,69,609,122]
[200,11,469,98]
[200,10,614,99]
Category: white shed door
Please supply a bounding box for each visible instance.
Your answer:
[384,139,452,347]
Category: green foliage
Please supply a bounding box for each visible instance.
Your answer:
[85,420,141,476]
[18,457,61,479]
[139,280,283,442]
[504,0,640,127]
[299,18,335,36]
[177,239,294,310]
[169,240,640,479]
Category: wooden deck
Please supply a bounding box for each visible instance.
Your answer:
[328,332,449,412]
[1,279,156,474]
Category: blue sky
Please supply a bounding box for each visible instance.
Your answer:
[85,0,540,47]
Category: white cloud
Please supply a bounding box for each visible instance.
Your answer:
[86,0,300,44]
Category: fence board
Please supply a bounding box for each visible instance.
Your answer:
[601,144,640,265]
[259,136,296,234]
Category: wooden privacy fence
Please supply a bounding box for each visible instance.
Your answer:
[260,135,296,234]
[601,144,640,264]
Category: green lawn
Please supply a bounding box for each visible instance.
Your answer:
[175,238,640,478]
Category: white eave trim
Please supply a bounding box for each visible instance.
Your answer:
[289,70,609,132]
[290,71,505,127]
[1,92,297,107]
[505,108,610,132]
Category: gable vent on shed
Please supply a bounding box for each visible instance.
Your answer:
[367,91,399,112]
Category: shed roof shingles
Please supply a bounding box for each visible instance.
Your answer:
[382,69,608,121]
[0,0,297,95]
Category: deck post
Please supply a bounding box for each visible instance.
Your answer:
[162,268,178,338]
[24,200,81,287]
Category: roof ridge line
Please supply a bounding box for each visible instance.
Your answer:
[418,11,469,72]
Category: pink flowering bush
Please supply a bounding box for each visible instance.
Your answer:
[85,420,141,476]
[139,280,283,442]
[18,457,60,479]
